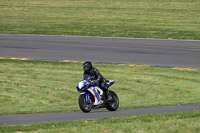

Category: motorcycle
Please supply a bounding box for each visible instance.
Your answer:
[76,74,119,113]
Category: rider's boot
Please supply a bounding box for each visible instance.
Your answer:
[105,90,112,101]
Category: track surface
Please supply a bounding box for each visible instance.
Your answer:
[0,34,200,68]
[0,34,200,126]
[0,105,200,126]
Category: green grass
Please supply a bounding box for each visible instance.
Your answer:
[0,0,200,40]
[0,59,200,115]
[0,111,200,133]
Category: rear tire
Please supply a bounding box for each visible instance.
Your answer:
[78,94,93,113]
[106,90,119,111]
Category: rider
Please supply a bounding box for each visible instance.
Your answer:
[82,61,111,101]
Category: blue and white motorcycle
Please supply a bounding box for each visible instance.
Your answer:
[76,74,119,113]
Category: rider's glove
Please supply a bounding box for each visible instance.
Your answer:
[94,80,99,84]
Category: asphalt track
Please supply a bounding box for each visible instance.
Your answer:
[0,105,200,126]
[0,34,200,126]
[0,34,200,68]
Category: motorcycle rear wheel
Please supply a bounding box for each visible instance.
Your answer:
[106,90,119,111]
[78,94,93,113]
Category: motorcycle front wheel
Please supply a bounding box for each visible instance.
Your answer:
[78,94,93,113]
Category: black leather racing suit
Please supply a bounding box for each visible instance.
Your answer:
[83,67,107,93]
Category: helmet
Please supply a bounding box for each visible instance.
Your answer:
[83,61,92,72]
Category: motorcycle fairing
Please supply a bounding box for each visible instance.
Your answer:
[88,87,102,105]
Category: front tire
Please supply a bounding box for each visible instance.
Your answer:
[78,94,93,113]
[106,90,119,111]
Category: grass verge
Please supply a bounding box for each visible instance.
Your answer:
[0,111,200,133]
[0,0,200,40]
[0,59,200,115]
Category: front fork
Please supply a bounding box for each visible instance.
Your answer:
[85,93,89,103]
